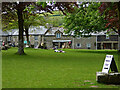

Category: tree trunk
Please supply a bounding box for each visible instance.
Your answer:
[17,7,25,55]
[25,27,29,46]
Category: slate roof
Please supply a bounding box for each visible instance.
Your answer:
[2,26,48,36]
[1,26,118,36]
[28,26,48,35]
[45,27,68,35]
[2,31,9,36]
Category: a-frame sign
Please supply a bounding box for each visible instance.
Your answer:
[102,55,118,74]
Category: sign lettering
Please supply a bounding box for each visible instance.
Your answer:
[102,55,118,74]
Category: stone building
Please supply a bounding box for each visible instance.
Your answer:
[44,27,97,49]
[1,26,119,50]
[97,35,118,50]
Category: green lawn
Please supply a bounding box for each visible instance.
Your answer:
[2,48,120,88]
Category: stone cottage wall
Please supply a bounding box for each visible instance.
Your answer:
[74,36,96,49]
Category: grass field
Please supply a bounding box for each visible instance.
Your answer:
[2,48,120,88]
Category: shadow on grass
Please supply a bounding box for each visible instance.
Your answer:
[75,50,119,55]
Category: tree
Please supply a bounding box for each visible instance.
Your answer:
[24,15,46,46]
[2,4,47,46]
[64,2,107,37]
[98,2,120,51]
[45,15,64,27]
[3,13,46,46]
[2,2,78,55]
[2,2,52,54]
[99,2,120,35]
[2,2,34,55]
[2,2,49,49]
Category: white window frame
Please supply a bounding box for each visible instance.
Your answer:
[76,43,81,48]
[7,36,11,41]
[86,43,91,48]
[56,33,61,38]
[13,38,15,42]
[106,34,109,39]
[34,41,38,47]
[34,36,38,40]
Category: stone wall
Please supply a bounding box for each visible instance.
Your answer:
[44,35,73,49]
[96,72,120,84]
[12,36,18,45]
[2,36,7,43]
[74,36,96,49]
[29,35,34,45]
[44,35,96,49]
[44,36,55,49]
[4,34,118,50]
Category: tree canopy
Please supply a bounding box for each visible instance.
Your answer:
[64,2,107,37]
[99,2,120,35]
[2,2,78,55]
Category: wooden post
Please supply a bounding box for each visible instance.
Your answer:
[111,43,113,50]
[58,42,60,48]
[101,42,103,49]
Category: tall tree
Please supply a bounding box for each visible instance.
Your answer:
[3,12,46,46]
[98,2,120,51]
[64,2,106,37]
[23,4,48,46]
[2,2,33,55]
[2,2,78,55]
[23,14,46,46]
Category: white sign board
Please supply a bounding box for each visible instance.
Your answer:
[102,55,113,74]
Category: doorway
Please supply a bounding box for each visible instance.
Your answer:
[103,43,112,49]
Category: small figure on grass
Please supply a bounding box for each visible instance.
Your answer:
[54,49,65,53]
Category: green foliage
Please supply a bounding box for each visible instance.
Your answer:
[2,11,18,31]
[3,6,47,31]
[45,15,64,27]
[23,13,46,29]
[36,2,47,8]
[24,5,35,14]
[36,10,65,27]
[2,18,18,31]
[64,2,107,37]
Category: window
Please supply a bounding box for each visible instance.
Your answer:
[56,33,61,38]
[34,42,38,47]
[86,43,91,48]
[76,43,81,48]
[7,36,11,41]
[77,36,81,39]
[106,34,109,39]
[13,38,15,42]
[34,36,38,40]
[88,37,90,39]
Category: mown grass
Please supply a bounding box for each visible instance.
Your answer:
[2,48,120,88]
